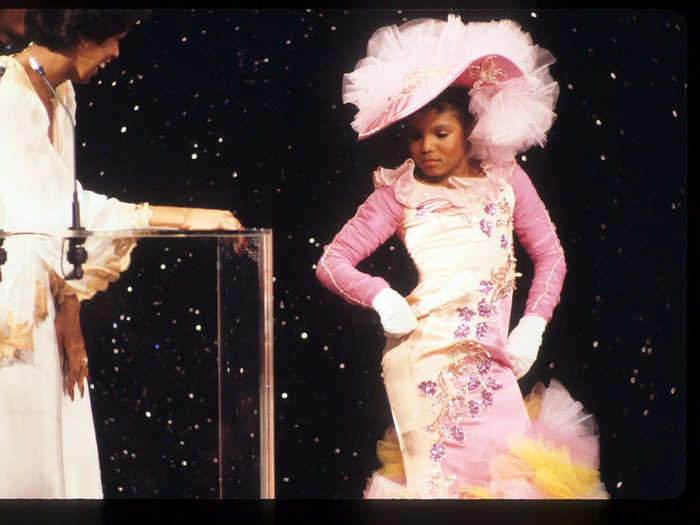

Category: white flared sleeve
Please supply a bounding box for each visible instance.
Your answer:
[0,65,149,306]
[36,183,149,304]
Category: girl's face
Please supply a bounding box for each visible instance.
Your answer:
[407,106,472,182]
[68,31,127,84]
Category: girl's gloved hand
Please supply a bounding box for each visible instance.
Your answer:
[372,288,418,338]
[505,315,547,379]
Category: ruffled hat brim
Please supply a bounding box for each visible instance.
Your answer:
[342,15,559,160]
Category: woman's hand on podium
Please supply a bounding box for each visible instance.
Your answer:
[149,206,247,255]
[183,209,249,255]
[54,295,89,401]
[182,208,243,231]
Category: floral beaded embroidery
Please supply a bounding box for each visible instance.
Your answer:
[479,219,494,237]
[415,342,505,494]
[476,322,489,341]
[430,443,446,462]
[419,340,504,442]
[449,425,465,444]
[418,380,438,397]
[498,198,514,228]
[479,280,494,295]
[454,306,475,340]
[477,299,493,318]
[454,324,471,339]
[500,234,510,250]
[467,374,480,392]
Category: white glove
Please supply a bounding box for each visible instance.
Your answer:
[372,288,418,338]
[505,315,547,379]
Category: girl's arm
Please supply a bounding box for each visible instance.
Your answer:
[316,184,404,308]
[511,164,567,323]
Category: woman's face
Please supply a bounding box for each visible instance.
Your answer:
[69,30,127,84]
[407,106,472,182]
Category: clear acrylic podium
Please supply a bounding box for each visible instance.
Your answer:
[0,229,274,499]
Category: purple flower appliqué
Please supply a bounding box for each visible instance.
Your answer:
[477,358,494,375]
[481,389,494,408]
[450,425,465,444]
[486,377,503,391]
[484,203,497,215]
[430,443,446,462]
[478,299,493,318]
[418,380,438,397]
[467,374,481,392]
[476,322,489,341]
[454,324,471,339]
[480,219,494,237]
[454,307,475,339]
[479,280,494,295]
[468,399,481,417]
[500,234,510,249]
[457,306,475,322]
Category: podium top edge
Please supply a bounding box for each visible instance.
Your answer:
[0,228,273,239]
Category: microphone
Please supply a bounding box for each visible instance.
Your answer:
[0,58,8,281]
[29,57,87,280]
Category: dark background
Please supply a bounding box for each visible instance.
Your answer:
[66,9,685,499]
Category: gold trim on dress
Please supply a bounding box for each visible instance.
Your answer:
[0,311,34,359]
[34,280,48,324]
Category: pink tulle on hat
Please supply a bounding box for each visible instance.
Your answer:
[342,16,560,161]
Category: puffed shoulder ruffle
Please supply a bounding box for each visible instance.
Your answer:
[372,158,519,212]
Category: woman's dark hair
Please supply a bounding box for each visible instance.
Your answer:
[24,9,151,51]
[419,86,474,132]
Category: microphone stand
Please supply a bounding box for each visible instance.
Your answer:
[29,57,87,280]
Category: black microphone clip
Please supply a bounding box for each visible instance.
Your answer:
[66,236,87,280]
[66,199,87,280]
[0,232,7,283]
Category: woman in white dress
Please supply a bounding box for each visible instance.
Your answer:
[0,9,242,498]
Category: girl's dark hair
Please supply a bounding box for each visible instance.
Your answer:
[24,9,151,51]
[420,86,474,131]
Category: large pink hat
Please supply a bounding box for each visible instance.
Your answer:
[342,16,560,161]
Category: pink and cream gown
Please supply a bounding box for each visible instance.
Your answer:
[0,57,149,498]
[316,158,608,499]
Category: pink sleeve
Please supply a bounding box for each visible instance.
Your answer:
[316,184,404,308]
[511,164,567,323]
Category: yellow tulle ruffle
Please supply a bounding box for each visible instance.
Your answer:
[369,384,609,499]
[374,430,406,482]
[458,436,609,499]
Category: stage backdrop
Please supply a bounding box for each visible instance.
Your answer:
[69,9,686,499]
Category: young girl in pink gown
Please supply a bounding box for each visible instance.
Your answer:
[316,16,609,499]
